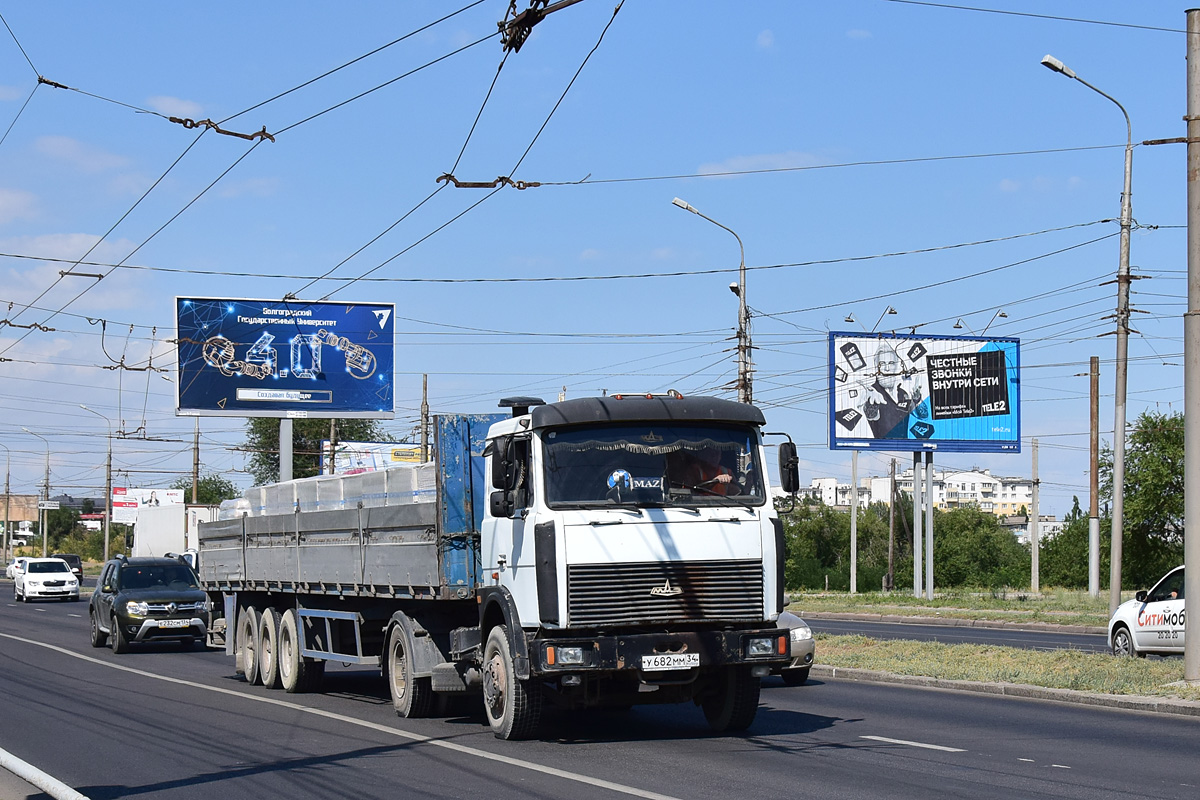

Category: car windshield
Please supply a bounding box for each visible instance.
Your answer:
[119,565,199,590]
[542,423,764,508]
[28,561,71,574]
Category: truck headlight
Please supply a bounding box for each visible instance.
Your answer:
[125,601,149,617]
[790,625,813,641]
[747,637,775,657]
[558,646,584,665]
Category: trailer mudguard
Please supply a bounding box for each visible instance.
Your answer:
[387,611,449,677]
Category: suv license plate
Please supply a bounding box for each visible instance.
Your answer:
[158,619,189,628]
[641,653,699,671]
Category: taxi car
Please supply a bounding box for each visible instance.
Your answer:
[1109,565,1184,657]
[773,610,816,685]
[15,557,79,601]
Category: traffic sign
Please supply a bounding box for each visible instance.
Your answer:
[38,500,60,510]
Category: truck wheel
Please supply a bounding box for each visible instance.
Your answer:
[482,625,542,740]
[702,666,761,733]
[89,611,108,648]
[236,605,262,685]
[258,608,282,689]
[386,623,433,718]
[110,615,130,654]
[279,608,321,693]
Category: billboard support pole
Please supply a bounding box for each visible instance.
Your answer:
[850,450,858,594]
[280,418,293,483]
[913,452,923,598]
[924,450,934,600]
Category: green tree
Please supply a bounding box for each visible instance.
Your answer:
[1100,410,1184,587]
[244,418,386,484]
[168,472,241,505]
[932,507,1029,588]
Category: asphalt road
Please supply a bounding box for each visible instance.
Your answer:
[1,593,1197,800]
[805,616,1112,653]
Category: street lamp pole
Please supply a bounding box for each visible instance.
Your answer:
[1041,54,1133,615]
[0,443,10,563]
[672,197,752,403]
[81,405,114,562]
[22,427,50,557]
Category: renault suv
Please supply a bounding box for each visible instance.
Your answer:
[89,555,209,653]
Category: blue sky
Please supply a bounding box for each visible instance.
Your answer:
[0,1,1193,517]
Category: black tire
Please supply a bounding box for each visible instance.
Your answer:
[482,625,541,740]
[89,611,108,648]
[236,605,262,685]
[1111,625,1142,658]
[386,622,433,718]
[278,608,320,693]
[258,608,282,690]
[702,667,761,732]
[111,614,130,654]
[780,667,810,686]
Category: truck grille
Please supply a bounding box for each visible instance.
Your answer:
[566,559,763,626]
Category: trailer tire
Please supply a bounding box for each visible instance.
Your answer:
[258,607,282,689]
[702,666,761,733]
[236,605,262,685]
[386,623,433,718]
[482,625,542,740]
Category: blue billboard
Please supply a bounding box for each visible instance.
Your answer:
[828,332,1020,453]
[176,297,395,419]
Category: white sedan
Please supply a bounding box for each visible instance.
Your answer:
[5,556,28,580]
[1109,565,1185,657]
[14,557,79,602]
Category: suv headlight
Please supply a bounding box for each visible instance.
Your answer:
[125,600,149,617]
[790,625,813,642]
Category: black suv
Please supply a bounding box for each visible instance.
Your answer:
[51,553,83,582]
[88,555,209,653]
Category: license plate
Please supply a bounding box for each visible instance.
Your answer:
[641,652,699,671]
[158,619,189,629]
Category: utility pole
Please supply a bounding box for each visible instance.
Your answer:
[1031,438,1040,593]
[421,374,430,463]
[1183,6,1200,683]
[103,432,112,562]
[192,418,200,503]
[887,459,895,592]
[1089,356,1100,597]
[328,419,338,475]
[850,450,858,594]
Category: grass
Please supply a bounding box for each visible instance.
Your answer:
[816,634,1200,702]
[788,587,1118,628]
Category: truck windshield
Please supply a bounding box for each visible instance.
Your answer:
[542,423,765,508]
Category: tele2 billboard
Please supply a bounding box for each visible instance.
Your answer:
[828,332,1020,453]
[176,298,395,418]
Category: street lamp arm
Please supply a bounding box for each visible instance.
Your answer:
[1072,76,1132,145]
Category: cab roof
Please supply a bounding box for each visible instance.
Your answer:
[529,395,765,430]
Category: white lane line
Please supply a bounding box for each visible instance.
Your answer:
[1051,764,1071,769]
[67,614,82,618]
[0,632,680,800]
[860,735,966,753]
[1019,758,1035,762]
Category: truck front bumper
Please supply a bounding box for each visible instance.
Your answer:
[532,628,790,678]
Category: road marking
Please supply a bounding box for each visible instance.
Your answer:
[860,735,966,753]
[1019,758,1034,762]
[1051,764,1071,769]
[0,632,681,800]
[67,614,81,618]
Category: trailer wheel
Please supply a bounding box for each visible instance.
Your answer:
[702,666,761,733]
[236,605,262,685]
[482,625,542,740]
[258,607,282,689]
[386,623,433,718]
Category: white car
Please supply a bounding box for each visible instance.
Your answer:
[5,556,28,580]
[1109,565,1184,657]
[14,557,79,602]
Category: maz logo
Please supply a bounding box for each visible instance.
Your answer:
[650,579,683,597]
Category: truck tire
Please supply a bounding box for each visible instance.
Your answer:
[258,607,282,690]
[482,625,542,740]
[386,623,433,718]
[89,610,108,648]
[110,614,130,654]
[278,608,323,693]
[702,666,760,733]
[236,605,262,685]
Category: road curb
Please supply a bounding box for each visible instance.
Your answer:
[800,610,1108,636]
[812,665,1200,718]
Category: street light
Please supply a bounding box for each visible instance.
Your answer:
[672,197,752,403]
[81,405,114,562]
[1042,53,1133,615]
[21,427,49,557]
[953,310,1007,335]
[872,306,898,333]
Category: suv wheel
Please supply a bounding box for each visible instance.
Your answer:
[111,615,130,654]
[90,611,108,648]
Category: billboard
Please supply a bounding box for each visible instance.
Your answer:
[112,487,185,525]
[175,297,395,419]
[829,332,1020,453]
[320,441,422,475]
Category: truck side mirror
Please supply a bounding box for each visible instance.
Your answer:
[490,436,513,490]
[778,441,799,494]
[490,490,514,518]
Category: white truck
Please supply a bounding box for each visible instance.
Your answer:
[133,504,217,566]
[197,394,800,739]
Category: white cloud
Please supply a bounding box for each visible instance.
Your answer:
[847,29,873,40]
[0,188,37,223]
[0,85,23,101]
[998,178,1021,193]
[651,247,674,260]
[35,136,128,173]
[757,30,775,49]
[0,233,142,312]
[218,177,280,199]
[146,95,204,119]
[697,150,825,177]
[579,248,602,260]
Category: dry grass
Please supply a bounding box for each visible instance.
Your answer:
[790,587,1116,627]
[817,634,1200,702]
